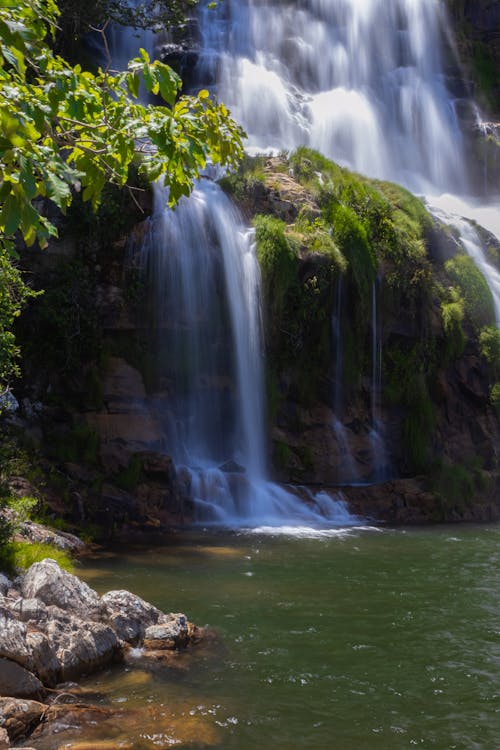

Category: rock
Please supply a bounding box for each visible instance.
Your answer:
[0,660,45,701]
[17,522,85,553]
[21,560,101,618]
[0,698,46,742]
[100,590,162,644]
[0,727,9,749]
[43,612,119,680]
[24,632,60,687]
[0,576,11,596]
[0,607,31,670]
[143,614,191,650]
[218,460,246,474]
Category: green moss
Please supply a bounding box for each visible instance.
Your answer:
[273,440,292,470]
[479,326,500,374]
[431,461,476,515]
[53,422,100,465]
[445,255,496,330]
[441,293,466,360]
[403,373,436,472]
[113,454,143,491]
[490,383,500,414]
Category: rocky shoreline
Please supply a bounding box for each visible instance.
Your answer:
[0,558,205,749]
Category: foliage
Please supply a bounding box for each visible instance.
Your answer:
[254,214,299,336]
[479,326,500,373]
[444,255,496,330]
[0,0,243,386]
[0,248,40,381]
[57,0,203,48]
[441,289,465,360]
[490,382,500,413]
[0,540,74,573]
[431,460,475,515]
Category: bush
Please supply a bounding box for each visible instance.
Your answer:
[0,541,74,574]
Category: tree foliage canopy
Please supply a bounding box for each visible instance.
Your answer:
[0,0,244,386]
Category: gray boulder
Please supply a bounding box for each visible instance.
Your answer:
[21,560,100,617]
[100,590,162,644]
[143,614,190,650]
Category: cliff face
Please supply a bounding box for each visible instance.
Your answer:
[7,150,498,529]
[220,151,500,520]
[446,0,500,117]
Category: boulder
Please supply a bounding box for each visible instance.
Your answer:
[100,590,162,644]
[0,607,31,670]
[143,614,191,650]
[43,611,119,680]
[0,576,11,597]
[0,660,44,701]
[0,698,46,742]
[21,560,101,618]
[0,727,9,749]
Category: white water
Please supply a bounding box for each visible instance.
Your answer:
[121,0,498,525]
[141,180,360,526]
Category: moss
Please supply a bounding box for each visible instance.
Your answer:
[52,422,100,466]
[479,326,500,375]
[273,440,292,470]
[254,214,300,344]
[113,454,143,491]
[431,461,476,515]
[441,292,466,360]
[444,254,496,330]
[491,383,500,414]
[384,344,437,472]
[403,373,436,472]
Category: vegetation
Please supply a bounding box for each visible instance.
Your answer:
[0,493,74,573]
[444,255,496,330]
[0,0,243,389]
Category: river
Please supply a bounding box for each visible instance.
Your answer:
[70,525,500,750]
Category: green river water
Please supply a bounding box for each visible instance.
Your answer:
[66,524,500,750]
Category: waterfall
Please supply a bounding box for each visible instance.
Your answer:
[331,277,358,483]
[116,0,498,524]
[140,181,360,526]
[369,282,389,482]
[197,0,466,193]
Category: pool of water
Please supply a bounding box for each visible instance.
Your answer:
[45,524,500,749]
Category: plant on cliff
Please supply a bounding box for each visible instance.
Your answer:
[0,0,243,387]
[444,255,495,330]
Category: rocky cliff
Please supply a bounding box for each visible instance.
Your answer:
[3,149,498,529]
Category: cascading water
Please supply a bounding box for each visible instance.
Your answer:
[331,277,358,483]
[117,0,498,523]
[140,180,359,525]
[194,0,499,488]
[369,281,389,482]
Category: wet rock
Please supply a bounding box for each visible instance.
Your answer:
[21,560,101,618]
[100,590,162,644]
[0,698,46,742]
[219,460,246,474]
[0,660,45,701]
[143,614,191,650]
[0,727,9,749]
